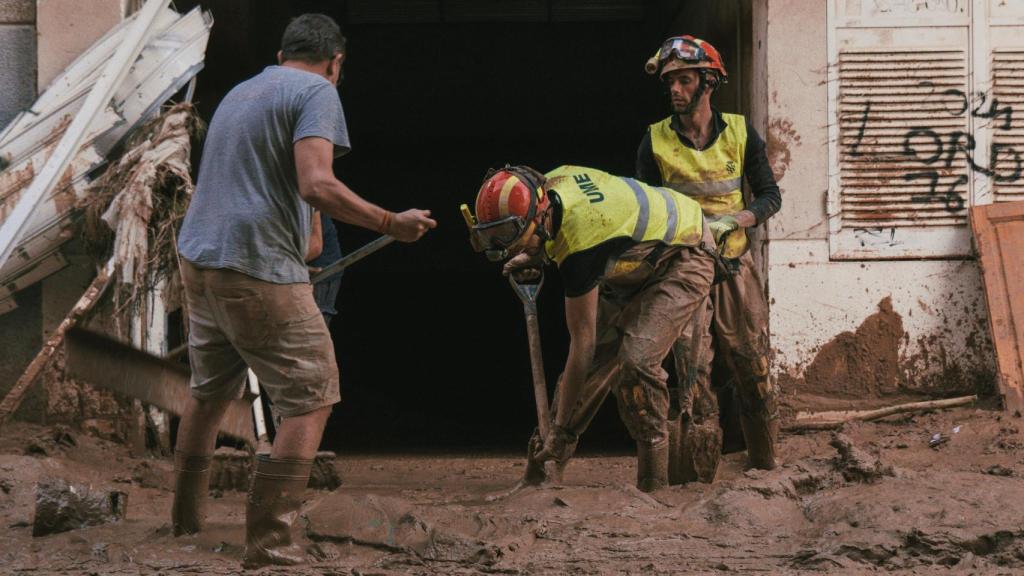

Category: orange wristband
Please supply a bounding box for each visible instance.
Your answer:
[377,210,392,234]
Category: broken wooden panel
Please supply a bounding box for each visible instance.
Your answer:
[63,327,255,444]
[0,6,211,311]
[970,200,1024,416]
[0,249,67,300]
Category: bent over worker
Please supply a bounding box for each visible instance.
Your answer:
[172,14,436,569]
[637,35,782,475]
[467,165,728,492]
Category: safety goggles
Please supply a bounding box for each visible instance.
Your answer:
[659,37,706,64]
[471,216,530,261]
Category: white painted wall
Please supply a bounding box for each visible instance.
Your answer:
[762,0,996,393]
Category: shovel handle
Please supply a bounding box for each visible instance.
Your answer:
[509,273,551,439]
[311,235,395,284]
[508,273,544,312]
[525,312,551,439]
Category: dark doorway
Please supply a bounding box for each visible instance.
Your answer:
[175,0,750,453]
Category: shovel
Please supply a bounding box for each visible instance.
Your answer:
[509,274,552,441]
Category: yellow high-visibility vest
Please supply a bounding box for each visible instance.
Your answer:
[649,113,747,258]
[542,165,704,267]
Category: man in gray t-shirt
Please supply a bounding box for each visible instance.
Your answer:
[171,14,436,569]
[178,63,350,284]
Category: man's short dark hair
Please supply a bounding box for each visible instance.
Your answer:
[280,14,346,63]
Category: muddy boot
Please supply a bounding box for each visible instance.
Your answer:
[667,415,697,485]
[636,438,669,492]
[741,411,779,470]
[171,453,212,536]
[241,455,313,569]
[687,419,723,483]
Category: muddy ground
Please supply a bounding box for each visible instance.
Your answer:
[2,405,1023,575]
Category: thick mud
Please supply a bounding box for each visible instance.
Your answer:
[800,297,906,400]
[1,406,1023,575]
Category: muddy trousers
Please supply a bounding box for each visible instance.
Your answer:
[527,246,715,488]
[674,252,779,471]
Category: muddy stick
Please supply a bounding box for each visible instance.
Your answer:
[310,235,395,284]
[784,394,978,431]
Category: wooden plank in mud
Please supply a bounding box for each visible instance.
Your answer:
[970,201,1024,416]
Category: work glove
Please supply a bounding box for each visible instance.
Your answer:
[707,215,740,248]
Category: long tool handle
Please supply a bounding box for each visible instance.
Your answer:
[310,235,395,284]
[247,369,272,454]
[524,310,551,439]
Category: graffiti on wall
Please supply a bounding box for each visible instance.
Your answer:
[848,81,1023,213]
[871,0,964,14]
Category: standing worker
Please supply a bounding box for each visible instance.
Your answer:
[467,165,726,492]
[171,14,436,569]
[636,35,782,476]
[309,210,345,327]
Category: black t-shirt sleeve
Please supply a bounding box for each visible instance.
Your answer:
[558,238,632,297]
[635,129,663,186]
[743,119,782,225]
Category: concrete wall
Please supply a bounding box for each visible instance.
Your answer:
[0,0,36,129]
[0,0,39,419]
[36,0,125,89]
[761,0,994,406]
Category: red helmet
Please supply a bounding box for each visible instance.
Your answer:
[469,165,548,261]
[646,35,727,82]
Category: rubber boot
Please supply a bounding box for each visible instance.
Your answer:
[741,411,779,470]
[636,438,669,493]
[688,419,723,483]
[667,414,697,485]
[241,455,313,569]
[171,453,212,536]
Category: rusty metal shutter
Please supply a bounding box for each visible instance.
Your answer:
[837,47,970,227]
[828,1,973,259]
[992,47,1024,202]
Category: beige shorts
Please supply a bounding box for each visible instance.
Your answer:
[180,260,340,418]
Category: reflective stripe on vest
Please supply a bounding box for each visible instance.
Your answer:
[649,113,748,258]
[542,166,704,266]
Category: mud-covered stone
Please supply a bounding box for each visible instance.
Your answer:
[305,492,501,565]
[33,479,127,537]
[830,433,895,483]
[309,451,341,490]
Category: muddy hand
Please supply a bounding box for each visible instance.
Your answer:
[534,425,577,463]
[502,252,541,282]
[391,209,437,242]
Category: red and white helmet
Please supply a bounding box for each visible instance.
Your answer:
[468,165,548,261]
[646,35,727,84]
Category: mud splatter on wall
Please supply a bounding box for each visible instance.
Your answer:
[766,117,801,183]
[798,296,905,398]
